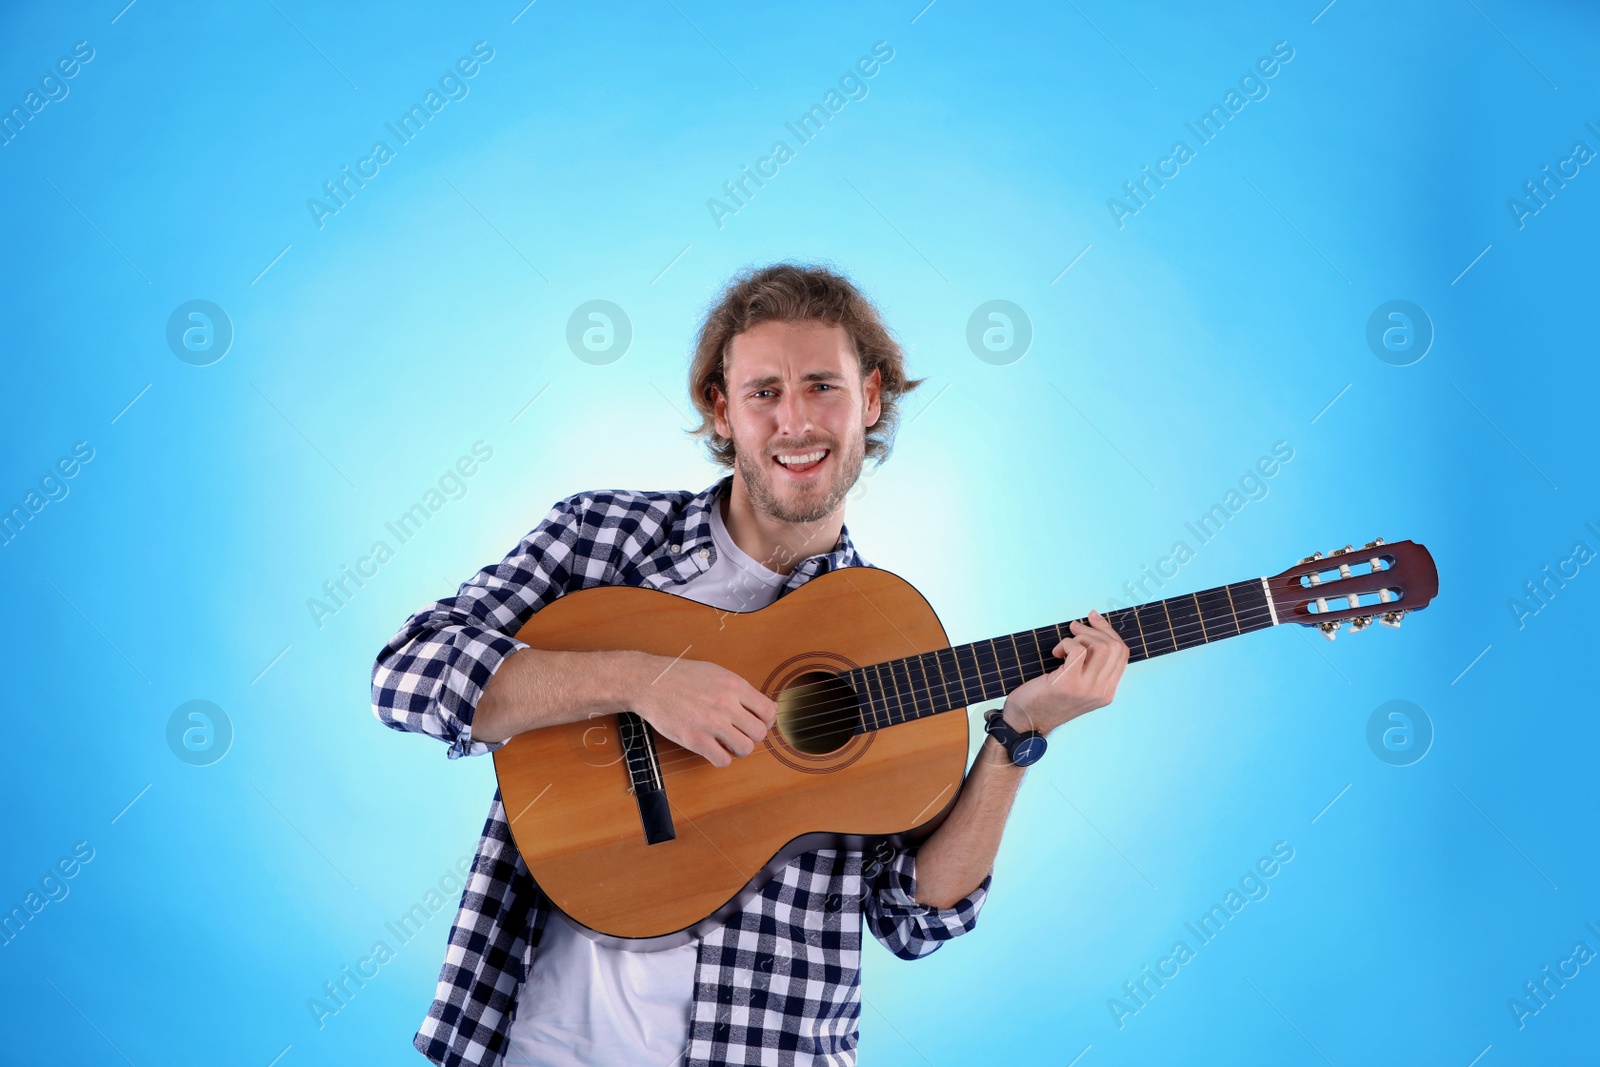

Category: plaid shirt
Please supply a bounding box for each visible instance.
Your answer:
[372,474,991,1067]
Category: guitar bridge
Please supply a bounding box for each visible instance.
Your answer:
[618,711,676,845]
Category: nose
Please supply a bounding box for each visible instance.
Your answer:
[774,383,813,440]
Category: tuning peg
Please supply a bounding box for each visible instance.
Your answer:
[1362,537,1386,549]
[1317,620,1341,641]
[1348,615,1374,633]
[1328,544,1355,557]
[1378,610,1406,628]
[1299,550,1325,565]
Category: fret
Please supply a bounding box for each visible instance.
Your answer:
[855,667,881,732]
[929,647,960,712]
[1164,598,1203,655]
[1136,601,1176,657]
[1227,579,1273,634]
[1015,628,1050,684]
[874,659,894,725]
[954,643,983,706]
[873,662,899,726]
[998,633,1024,694]
[1164,592,1203,651]
[1043,623,1069,670]
[908,653,935,719]
[1197,586,1241,641]
[889,657,915,724]
[971,639,1003,703]
[929,647,961,709]
[1109,610,1148,662]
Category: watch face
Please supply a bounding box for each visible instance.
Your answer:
[1013,735,1047,766]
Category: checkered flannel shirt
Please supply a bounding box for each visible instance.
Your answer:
[371,474,992,1067]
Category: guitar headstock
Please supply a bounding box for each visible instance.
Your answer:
[1267,538,1438,640]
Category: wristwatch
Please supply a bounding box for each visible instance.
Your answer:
[983,706,1048,767]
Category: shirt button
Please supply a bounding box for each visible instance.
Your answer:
[698,548,711,561]
[670,544,681,553]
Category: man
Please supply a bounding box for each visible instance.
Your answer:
[372,262,1130,1066]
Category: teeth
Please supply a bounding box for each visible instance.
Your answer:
[775,450,826,466]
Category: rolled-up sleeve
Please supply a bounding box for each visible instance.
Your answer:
[370,499,584,759]
[863,842,991,960]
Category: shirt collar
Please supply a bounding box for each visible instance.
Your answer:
[662,474,867,591]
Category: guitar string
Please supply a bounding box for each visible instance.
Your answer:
[619,603,1282,781]
[637,603,1281,777]
[614,577,1368,778]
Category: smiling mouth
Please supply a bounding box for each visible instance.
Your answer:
[772,448,829,476]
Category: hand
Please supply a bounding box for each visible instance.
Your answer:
[624,652,778,768]
[1001,610,1130,737]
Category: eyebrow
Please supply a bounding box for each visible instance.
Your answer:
[738,370,848,390]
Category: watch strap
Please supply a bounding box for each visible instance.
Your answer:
[984,707,1048,767]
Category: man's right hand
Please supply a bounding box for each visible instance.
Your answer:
[623,651,779,768]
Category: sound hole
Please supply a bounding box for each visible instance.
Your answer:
[776,671,859,755]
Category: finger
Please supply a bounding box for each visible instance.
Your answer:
[745,692,779,727]
[1088,610,1131,658]
[1054,635,1088,661]
[711,721,756,759]
[691,734,733,768]
[1052,638,1087,671]
[732,707,769,746]
[1067,619,1108,648]
[1073,616,1116,649]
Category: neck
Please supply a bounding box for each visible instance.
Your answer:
[722,473,845,576]
[840,577,1280,732]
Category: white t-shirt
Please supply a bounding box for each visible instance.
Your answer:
[503,493,789,1066]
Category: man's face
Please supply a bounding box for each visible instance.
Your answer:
[712,319,882,526]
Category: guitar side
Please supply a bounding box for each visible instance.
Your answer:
[491,566,972,945]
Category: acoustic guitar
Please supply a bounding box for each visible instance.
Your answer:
[492,537,1438,947]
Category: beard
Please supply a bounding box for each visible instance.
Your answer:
[734,426,866,526]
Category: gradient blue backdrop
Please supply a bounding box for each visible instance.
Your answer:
[3,1,1596,1064]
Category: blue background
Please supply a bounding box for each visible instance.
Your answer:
[2,1,1596,1064]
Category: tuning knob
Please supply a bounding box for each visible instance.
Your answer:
[1362,537,1386,549]
[1378,610,1406,628]
[1348,615,1374,633]
[1299,551,1325,565]
[1328,544,1355,557]
[1317,620,1341,641]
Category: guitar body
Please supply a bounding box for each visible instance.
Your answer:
[492,565,970,947]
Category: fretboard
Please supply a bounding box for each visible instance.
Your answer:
[845,578,1278,732]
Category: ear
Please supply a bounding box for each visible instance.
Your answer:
[863,366,882,429]
[711,384,731,440]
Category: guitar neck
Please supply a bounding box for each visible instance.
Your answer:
[846,577,1279,731]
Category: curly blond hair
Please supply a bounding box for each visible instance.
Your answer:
[686,261,925,469]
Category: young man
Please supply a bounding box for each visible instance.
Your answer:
[372,262,1130,1066]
